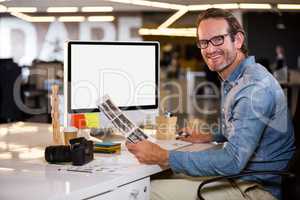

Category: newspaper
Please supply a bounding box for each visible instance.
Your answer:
[98,95,148,143]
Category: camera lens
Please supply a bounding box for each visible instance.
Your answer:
[45,145,72,163]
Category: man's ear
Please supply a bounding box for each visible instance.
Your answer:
[234,32,244,49]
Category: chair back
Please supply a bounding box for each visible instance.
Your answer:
[282,88,300,199]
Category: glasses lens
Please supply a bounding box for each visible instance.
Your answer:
[210,35,224,46]
[198,40,208,49]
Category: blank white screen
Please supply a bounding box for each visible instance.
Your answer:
[70,43,157,110]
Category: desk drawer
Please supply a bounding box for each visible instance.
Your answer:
[91,177,150,200]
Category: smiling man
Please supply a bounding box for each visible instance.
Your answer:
[126,8,295,200]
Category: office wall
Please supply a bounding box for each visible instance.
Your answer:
[0,15,142,65]
[243,12,300,69]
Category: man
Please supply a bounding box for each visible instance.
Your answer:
[126,8,295,200]
[273,45,288,83]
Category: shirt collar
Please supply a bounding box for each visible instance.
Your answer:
[226,56,255,83]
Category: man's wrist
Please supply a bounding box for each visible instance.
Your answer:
[159,149,169,167]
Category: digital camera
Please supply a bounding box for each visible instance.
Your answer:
[45,137,94,166]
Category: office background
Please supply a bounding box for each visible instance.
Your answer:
[0,1,300,199]
[0,0,299,126]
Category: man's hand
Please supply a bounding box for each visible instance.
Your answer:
[176,128,213,143]
[126,140,169,167]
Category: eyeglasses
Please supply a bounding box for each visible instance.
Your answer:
[197,33,230,49]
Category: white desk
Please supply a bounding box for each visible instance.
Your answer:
[0,122,215,200]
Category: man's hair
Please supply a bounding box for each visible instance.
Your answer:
[196,8,248,56]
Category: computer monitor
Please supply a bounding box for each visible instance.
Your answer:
[64,41,159,128]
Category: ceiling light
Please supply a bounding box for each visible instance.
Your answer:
[187,4,212,11]
[239,3,271,9]
[277,4,300,10]
[0,167,14,171]
[81,6,113,12]
[29,16,56,22]
[47,7,78,13]
[0,4,7,12]
[58,16,85,22]
[87,16,115,22]
[109,0,131,3]
[129,0,152,6]
[10,11,56,22]
[7,7,37,13]
[139,28,196,37]
[10,11,31,21]
[108,0,185,10]
[158,9,188,29]
[213,4,239,9]
[0,153,12,160]
[149,1,186,10]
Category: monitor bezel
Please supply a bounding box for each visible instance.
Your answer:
[67,41,159,114]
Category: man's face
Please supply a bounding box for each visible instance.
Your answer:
[197,18,238,73]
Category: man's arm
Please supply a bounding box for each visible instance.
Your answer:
[169,84,275,176]
[126,140,170,167]
[177,127,226,143]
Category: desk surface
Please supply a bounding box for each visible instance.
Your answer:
[0,122,215,200]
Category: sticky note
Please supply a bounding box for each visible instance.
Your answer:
[85,113,100,128]
[71,114,86,129]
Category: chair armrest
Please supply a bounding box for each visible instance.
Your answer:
[197,170,295,200]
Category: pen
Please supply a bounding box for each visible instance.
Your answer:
[65,169,93,173]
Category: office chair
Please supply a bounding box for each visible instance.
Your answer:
[197,90,300,200]
[197,160,298,200]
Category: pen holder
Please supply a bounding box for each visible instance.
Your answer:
[63,127,78,145]
[155,116,177,140]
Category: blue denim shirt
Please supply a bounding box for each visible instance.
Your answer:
[169,56,295,199]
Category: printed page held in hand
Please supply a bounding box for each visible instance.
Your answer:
[98,95,148,143]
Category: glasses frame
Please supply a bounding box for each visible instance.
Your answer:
[197,33,231,49]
